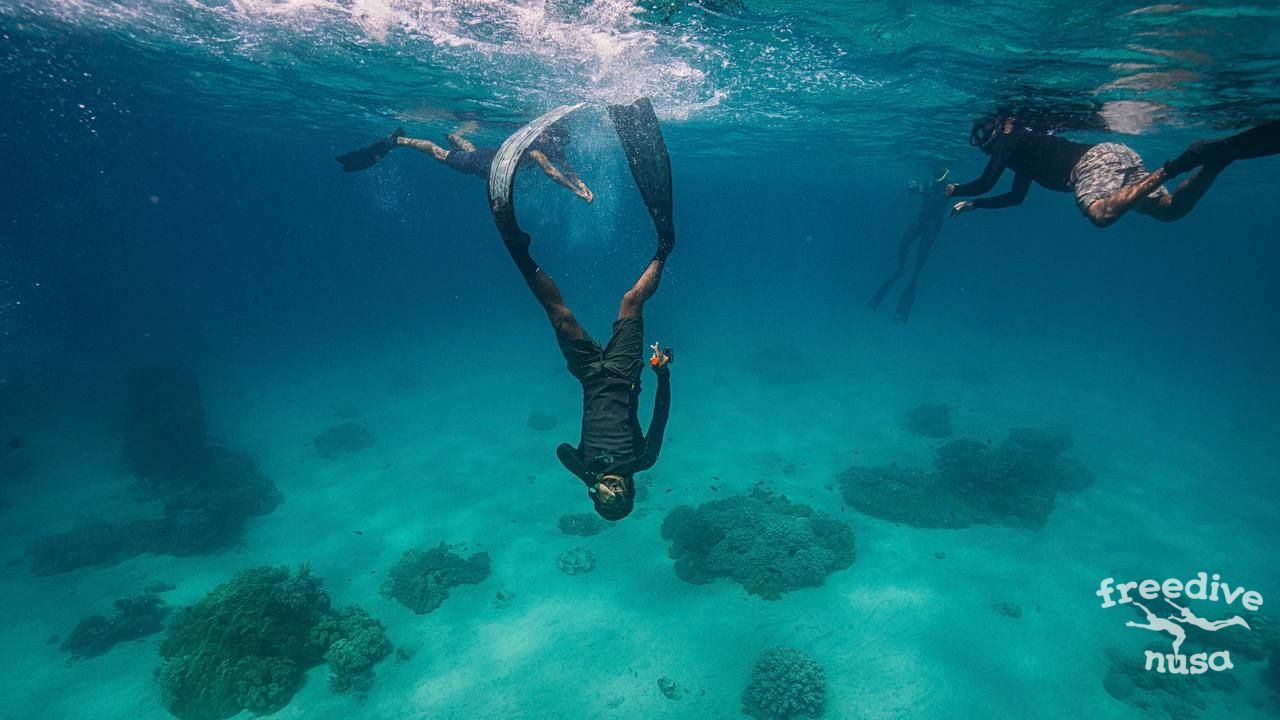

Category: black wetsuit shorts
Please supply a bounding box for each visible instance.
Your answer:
[443,147,499,178]
[558,317,644,385]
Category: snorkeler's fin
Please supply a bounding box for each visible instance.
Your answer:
[867,274,900,311]
[1164,120,1280,177]
[607,98,675,258]
[1213,119,1280,162]
[335,128,406,172]
[487,104,586,240]
[894,286,916,323]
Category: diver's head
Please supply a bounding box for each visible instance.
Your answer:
[969,113,1015,154]
[590,473,635,521]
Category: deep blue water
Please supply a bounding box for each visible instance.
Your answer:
[2,2,1279,720]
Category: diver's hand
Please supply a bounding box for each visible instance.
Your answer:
[576,184,594,204]
[944,183,957,197]
[950,200,974,217]
[594,480,620,503]
[649,341,672,374]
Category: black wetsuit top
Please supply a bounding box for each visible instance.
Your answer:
[556,373,670,484]
[950,132,1094,208]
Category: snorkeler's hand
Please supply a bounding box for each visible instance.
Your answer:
[944,183,957,197]
[575,182,594,204]
[649,342,672,374]
[950,200,974,217]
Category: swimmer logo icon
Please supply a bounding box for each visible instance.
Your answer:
[1097,572,1262,675]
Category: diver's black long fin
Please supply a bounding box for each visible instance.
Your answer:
[1165,120,1280,177]
[487,104,586,241]
[335,128,406,173]
[1216,119,1280,162]
[607,98,675,255]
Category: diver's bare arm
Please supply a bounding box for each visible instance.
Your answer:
[396,136,449,161]
[530,150,592,200]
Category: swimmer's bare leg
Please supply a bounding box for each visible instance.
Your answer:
[1084,169,1171,228]
[499,228,586,343]
[529,268,587,343]
[446,131,477,152]
[447,120,480,150]
[1137,163,1226,223]
[618,259,664,321]
[396,136,450,162]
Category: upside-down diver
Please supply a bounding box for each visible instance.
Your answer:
[488,98,676,521]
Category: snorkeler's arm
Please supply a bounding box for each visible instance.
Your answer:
[969,172,1032,210]
[556,442,595,486]
[632,372,671,472]
[529,150,593,202]
[948,153,1007,197]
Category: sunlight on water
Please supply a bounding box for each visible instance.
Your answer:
[8,0,1277,156]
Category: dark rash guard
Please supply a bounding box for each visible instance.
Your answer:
[556,372,670,484]
[950,132,1094,209]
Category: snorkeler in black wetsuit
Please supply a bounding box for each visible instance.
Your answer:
[948,114,1280,228]
[336,123,595,203]
[491,98,676,522]
[868,164,950,322]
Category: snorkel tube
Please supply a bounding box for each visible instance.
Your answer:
[969,116,1000,149]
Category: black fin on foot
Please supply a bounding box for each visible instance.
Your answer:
[335,128,405,173]
[1165,120,1280,177]
[607,98,675,256]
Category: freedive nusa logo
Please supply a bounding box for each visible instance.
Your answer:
[1097,572,1262,675]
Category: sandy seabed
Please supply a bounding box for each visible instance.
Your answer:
[2,315,1277,720]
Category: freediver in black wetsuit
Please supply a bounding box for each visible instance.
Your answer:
[336,123,595,202]
[868,164,950,322]
[490,98,676,522]
[948,114,1280,228]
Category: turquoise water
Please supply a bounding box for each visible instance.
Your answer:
[2,1,1279,719]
